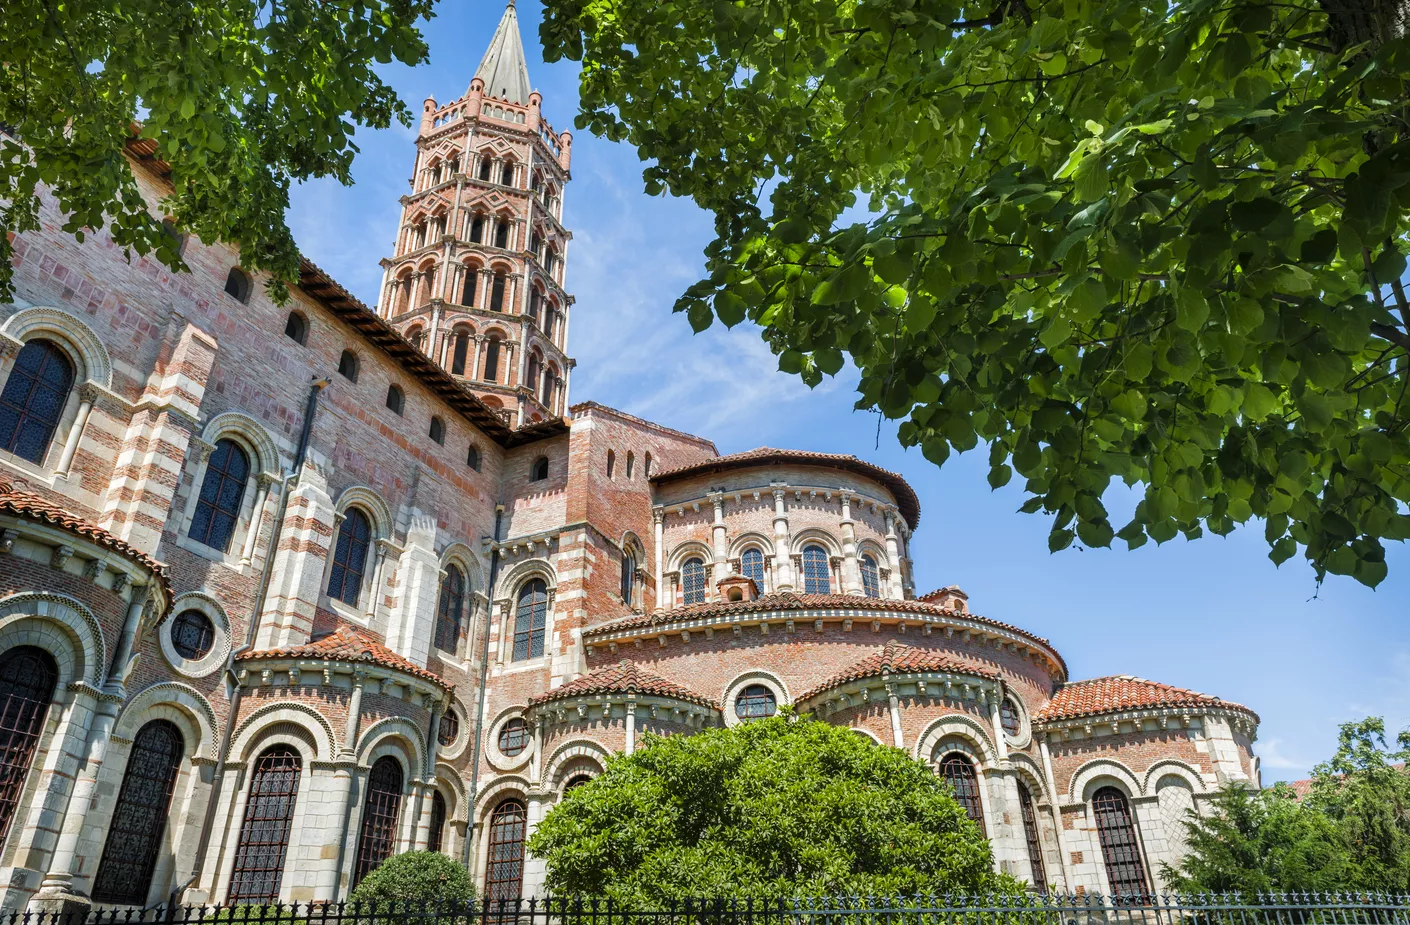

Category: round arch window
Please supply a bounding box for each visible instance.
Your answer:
[497,717,530,756]
[1000,698,1022,737]
[734,684,777,720]
[564,774,592,792]
[171,610,215,660]
[438,710,460,748]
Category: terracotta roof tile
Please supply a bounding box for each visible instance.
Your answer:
[649,448,921,529]
[528,660,719,710]
[797,640,999,701]
[0,480,171,599]
[1035,675,1258,724]
[237,624,449,688]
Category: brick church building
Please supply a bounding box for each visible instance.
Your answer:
[0,1,1260,913]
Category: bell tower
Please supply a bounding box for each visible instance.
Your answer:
[378,0,575,427]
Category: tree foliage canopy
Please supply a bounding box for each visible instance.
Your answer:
[348,850,478,909]
[1165,718,1410,892]
[526,715,1015,904]
[540,0,1410,585]
[0,0,434,302]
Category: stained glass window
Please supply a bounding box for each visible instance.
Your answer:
[352,756,404,888]
[741,548,765,594]
[328,508,372,605]
[498,718,530,757]
[859,555,880,598]
[171,610,215,660]
[92,720,185,904]
[0,647,57,845]
[512,580,547,661]
[734,684,777,720]
[938,752,986,836]
[1018,782,1047,891]
[438,711,460,748]
[1000,698,1022,737]
[801,544,831,594]
[190,438,250,553]
[681,557,706,605]
[428,790,447,853]
[1093,786,1149,900]
[228,746,301,903]
[0,339,74,464]
[435,566,465,652]
[484,799,526,906]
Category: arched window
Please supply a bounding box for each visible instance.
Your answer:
[461,268,478,305]
[430,416,446,444]
[338,349,359,381]
[171,609,215,660]
[489,272,506,311]
[469,215,485,244]
[605,449,615,478]
[859,554,880,598]
[228,745,301,903]
[386,385,404,415]
[741,548,765,594]
[527,354,542,399]
[284,312,308,344]
[328,508,372,605]
[353,756,404,888]
[0,647,58,845]
[451,328,471,375]
[0,339,74,464]
[478,158,493,182]
[1017,781,1047,891]
[467,444,482,471]
[644,453,652,477]
[801,544,831,594]
[91,720,185,904]
[625,452,634,478]
[224,267,253,304]
[484,799,526,905]
[528,289,541,322]
[542,368,557,412]
[435,565,465,651]
[512,579,548,661]
[681,557,706,605]
[564,774,592,792]
[408,327,426,353]
[501,162,515,186]
[484,338,502,382]
[529,456,548,481]
[1000,698,1021,737]
[543,307,555,340]
[620,548,636,605]
[190,438,250,553]
[734,684,777,720]
[428,790,447,853]
[1092,786,1149,900]
[493,220,510,250]
[498,717,530,756]
[438,711,460,747]
[938,752,986,836]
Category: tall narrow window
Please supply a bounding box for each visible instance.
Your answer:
[620,550,636,605]
[189,438,250,553]
[741,548,765,594]
[385,385,404,415]
[92,720,185,904]
[625,452,635,478]
[284,312,308,344]
[801,544,831,594]
[644,453,652,477]
[938,752,986,836]
[527,355,542,399]
[428,790,447,853]
[461,269,478,305]
[528,290,541,323]
[859,555,880,598]
[681,557,706,605]
[0,339,74,464]
[467,444,482,471]
[1092,786,1149,900]
[512,579,548,661]
[430,416,446,445]
[451,330,470,375]
[353,756,404,888]
[484,799,526,905]
[327,508,372,605]
[478,159,493,182]
[605,449,615,479]
[0,647,57,845]
[338,350,359,381]
[228,746,301,903]
[489,273,506,311]
[484,338,501,382]
[470,215,485,243]
[543,308,555,340]
[501,163,515,186]
[494,221,510,249]
[1017,782,1047,891]
[435,565,465,652]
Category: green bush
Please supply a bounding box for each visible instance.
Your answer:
[348,850,476,912]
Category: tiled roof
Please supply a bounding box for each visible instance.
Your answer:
[1035,675,1258,724]
[528,660,720,710]
[650,447,922,529]
[237,623,449,688]
[0,480,170,595]
[797,640,999,701]
[583,593,1064,674]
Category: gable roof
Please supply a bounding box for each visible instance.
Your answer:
[474,1,533,104]
[237,623,449,688]
[797,640,999,702]
[1035,675,1258,724]
[528,660,719,710]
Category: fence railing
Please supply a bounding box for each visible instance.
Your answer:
[15,895,1410,925]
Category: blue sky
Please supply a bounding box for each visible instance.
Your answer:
[287,0,1409,781]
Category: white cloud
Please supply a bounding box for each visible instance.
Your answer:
[1257,737,1311,772]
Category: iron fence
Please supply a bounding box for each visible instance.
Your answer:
[10,894,1410,925]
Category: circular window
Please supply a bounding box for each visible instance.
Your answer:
[1000,698,1021,737]
[171,610,215,660]
[734,684,777,720]
[498,717,530,756]
[438,711,460,747]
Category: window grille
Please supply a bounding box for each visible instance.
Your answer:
[484,799,526,905]
[353,756,404,888]
[189,438,249,553]
[681,557,706,605]
[1092,786,1149,900]
[801,544,831,594]
[1018,781,1047,891]
[327,508,372,605]
[734,684,777,719]
[498,718,530,756]
[0,339,74,464]
[741,549,766,594]
[228,746,301,903]
[171,610,215,660]
[435,566,465,652]
[859,555,880,598]
[0,647,57,845]
[92,720,185,904]
[438,711,460,748]
[938,752,986,836]
[428,790,447,853]
[1000,698,1021,737]
[512,580,548,661]
[284,313,308,344]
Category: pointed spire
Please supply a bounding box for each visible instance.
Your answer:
[473,0,533,104]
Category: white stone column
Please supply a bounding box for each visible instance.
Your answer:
[239,474,276,566]
[709,492,729,576]
[625,702,637,755]
[887,686,904,748]
[55,385,97,478]
[771,486,794,591]
[1039,732,1073,891]
[839,492,862,594]
[384,514,440,668]
[652,507,666,611]
[364,539,392,622]
[884,509,905,599]
[471,335,484,380]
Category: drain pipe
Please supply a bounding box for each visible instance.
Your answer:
[462,504,504,875]
[185,375,332,898]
